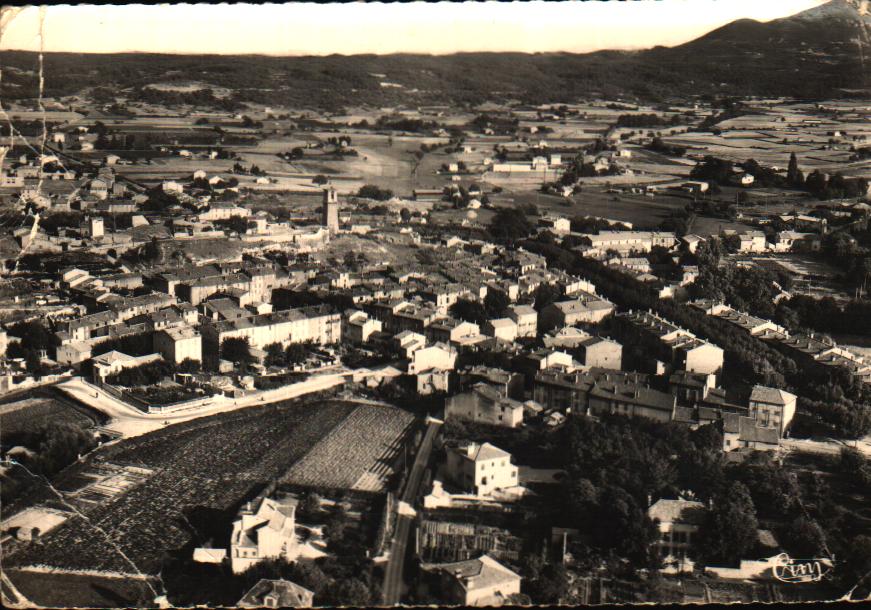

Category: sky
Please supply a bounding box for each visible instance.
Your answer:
[0,1,829,56]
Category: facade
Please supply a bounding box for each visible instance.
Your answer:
[748,385,797,437]
[483,318,518,343]
[614,310,724,376]
[408,342,457,375]
[445,442,519,496]
[153,326,202,364]
[202,305,341,362]
[577,231,677,257]
[722,414,781,452]
[343,309,383,344]
[446,383,524,428]
[507,304,537,338]
[648,499,705,566]
[576,336,622,369]
[230,494,299,574]
[539,297,615,330]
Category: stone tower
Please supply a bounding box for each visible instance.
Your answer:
[322,187,339,234]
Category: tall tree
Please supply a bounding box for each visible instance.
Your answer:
[787,152,801,185]
[694,481,759,567]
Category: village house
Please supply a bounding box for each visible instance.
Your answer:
[426,317,483,347]
[420,554,522,607]
[483,318,518,343]
[342,309,383,344]
[153,326,202,364]
[237,579,314,609]
[648,498,706,568]
[445,441,519,496]
[614,310,724,376]
[576,336,623,369]
[230,494,299,574]
[507,304,537,338]
[92,351,162,384]
[538,215,571,235]
[446,383,524,428]
[722,413,781,452]
[539,296,615,330]
[748,385,797,437]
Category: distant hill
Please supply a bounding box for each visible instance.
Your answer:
[1,0,869,108]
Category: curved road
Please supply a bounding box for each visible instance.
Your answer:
[382,418,442,605]
[56,373,347,438]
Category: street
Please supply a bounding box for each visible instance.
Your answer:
[56,373,348,438]
[381,418,442,605]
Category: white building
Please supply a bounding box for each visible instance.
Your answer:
[748,385,797,437]
[538,216,571,235]
[508,305,538,338]
[153,326,202,364]
[230,494,299,574]
[483,318,518,343]
[445,442,519,496]
[343,309,382,344]
[648,499,705,570]
[92,351,162,384]
[446,383,524,428]
[408,342,457,375]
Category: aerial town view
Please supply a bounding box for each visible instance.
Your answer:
[1,0,871,607]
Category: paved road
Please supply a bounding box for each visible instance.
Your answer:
[56,373,348,438]
[382,419,442,605]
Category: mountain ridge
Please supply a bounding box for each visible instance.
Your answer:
[1,0,868,106]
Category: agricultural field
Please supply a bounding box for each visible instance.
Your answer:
[0,396,103,445]
[4,569,160,608]
[3,398,357,574]
[282,404,417,492]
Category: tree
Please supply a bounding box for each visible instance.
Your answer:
[399,208,411,222]
[835,535,871,599]
[264,342,285,367]
[285,343,308,365]
[787,152,801,185]
[524,561,568,604]
[25,351,43,378]
[484,289,510,318]
[357,184,393,201]
[220,337,253,366]
[449,298,488,325]
[694,482,758,566]
[784,516,827,558]
[177,358,201,374]
[533,283,562,312]
[312,174,328,185]
[488,207,534,244]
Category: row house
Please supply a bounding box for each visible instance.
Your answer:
[613,310,724,376]
[201,305,341,362]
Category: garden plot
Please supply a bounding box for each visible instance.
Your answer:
[1,507,69,539]
[67,463,155,508]
[0,396,101,442]
[282,404,416,492]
